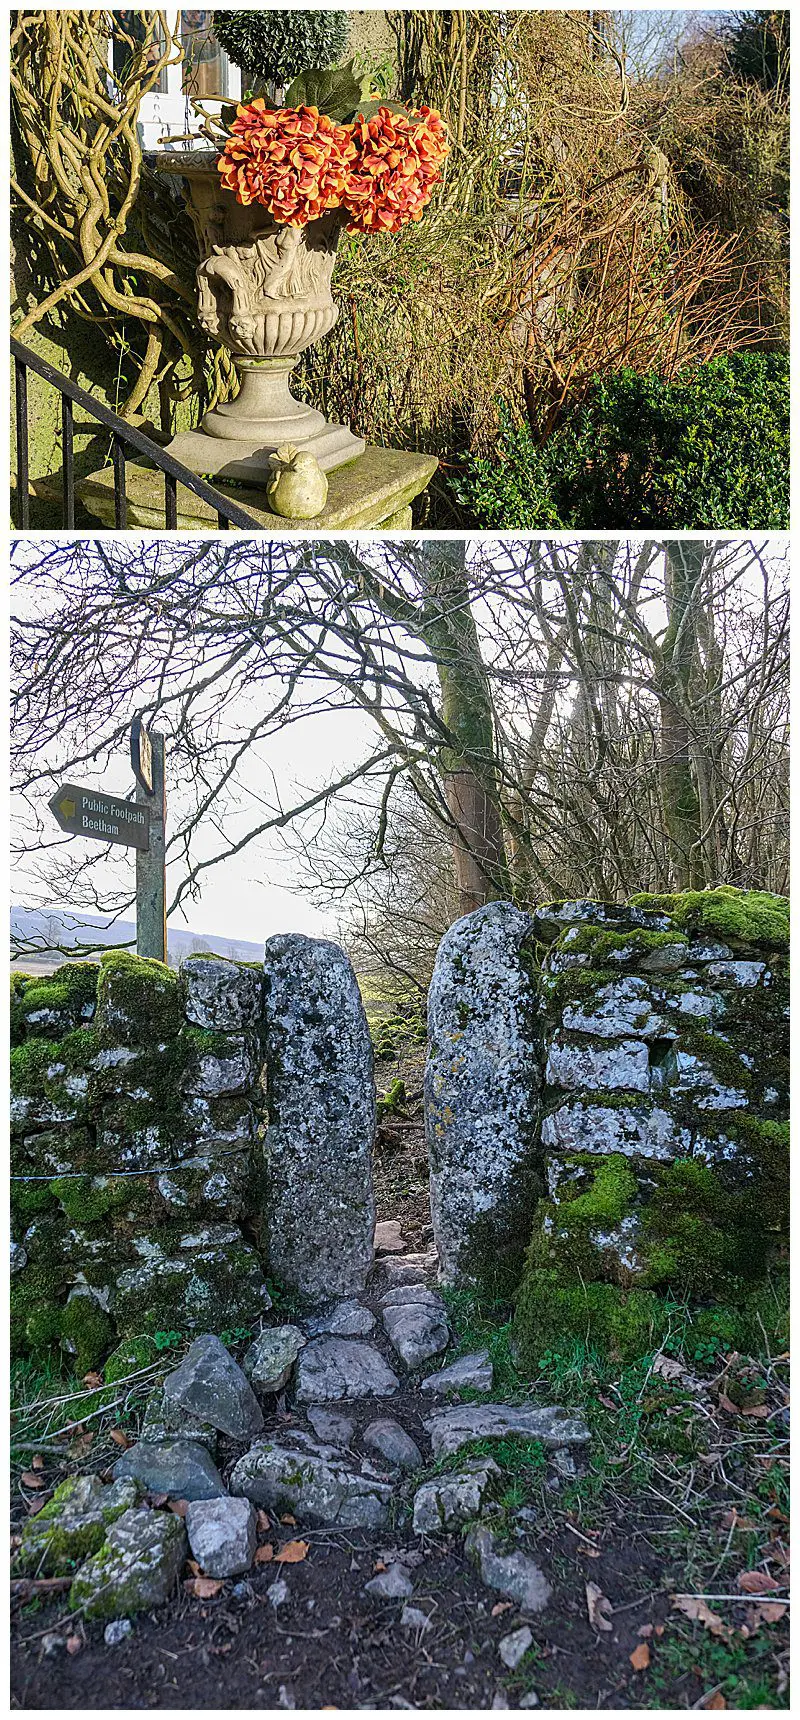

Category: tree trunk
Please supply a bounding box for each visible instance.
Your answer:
[420,542,510,918]
[658,542,705,890]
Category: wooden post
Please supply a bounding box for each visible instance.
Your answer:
[136,732,166,963]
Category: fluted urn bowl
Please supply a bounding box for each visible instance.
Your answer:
[156,150,365,480]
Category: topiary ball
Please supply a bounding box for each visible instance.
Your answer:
[213,10,349,91]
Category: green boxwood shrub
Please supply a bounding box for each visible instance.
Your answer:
[212,10,349,92]
[449,353,789,530]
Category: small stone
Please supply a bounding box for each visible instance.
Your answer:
[401,1605,432,1634]
[277,1684,295,1708]
[104,1619,133,1647]
[230,1430,394,1528]
[412,1460,498,1534]
[519,1693,540,1708]
[304,1300,375,1338]
[425,1402,590,1460]
[69,1506,187,1621]
[374,1219,405,1254]
[498,1625,533,1670]
[364,1563,413,1600]
[382,1297,449,1371]
[112,1440,226,1502]
[163,1334,263,1438]
[186,1497,256,1578]
[243,1326,307,1395]
[363,1419,423,1473]
[421,1351,493,1395]
[492,1693,510,1709]
[465,1525,551,1614]
[268,1577,290,1610]
[307,1407,355,1447]
[41,1633,65,1656]
[374,1256,429,1290]
[295,1337,399,1402]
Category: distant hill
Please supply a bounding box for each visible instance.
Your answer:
[10,906,265,972]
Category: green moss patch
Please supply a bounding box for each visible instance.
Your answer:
[97,952,182,1046]
[10,963,100,1045]
[628,886,789,950]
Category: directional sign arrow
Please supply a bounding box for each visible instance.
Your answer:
[48,783,150,851]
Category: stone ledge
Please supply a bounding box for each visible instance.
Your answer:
[73,446,438,533]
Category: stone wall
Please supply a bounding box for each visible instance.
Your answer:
[426,890,789,1356]
[11,942,378,1373]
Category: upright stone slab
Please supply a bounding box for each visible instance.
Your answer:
[261,935,376,1301]
[425,902,542,1290]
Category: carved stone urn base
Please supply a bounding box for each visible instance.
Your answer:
[166,357,364,483]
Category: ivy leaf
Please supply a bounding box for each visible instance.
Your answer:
[284,61,369,123]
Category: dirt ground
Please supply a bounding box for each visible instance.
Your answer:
[11,1035,790,1710]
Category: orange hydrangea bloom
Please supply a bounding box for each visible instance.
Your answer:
[343,105,449,234]
[217,100,355,226]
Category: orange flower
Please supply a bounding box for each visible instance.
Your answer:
[343,105,449,235]
[217,100,355,226]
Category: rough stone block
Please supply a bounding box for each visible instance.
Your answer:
[186,1497,256,1578]
[182,956,262,1029]
[261,933,376,1301]
[425,902,541,1288]
[230,1431,394,1528]
[69,1506,187,1620]
[545,1034,650,1092]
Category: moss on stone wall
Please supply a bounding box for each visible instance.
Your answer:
[97,952,182,1046]
[628,886,789,949]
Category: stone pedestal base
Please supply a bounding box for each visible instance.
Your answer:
[167,358,366,481]
[73,446,439,534]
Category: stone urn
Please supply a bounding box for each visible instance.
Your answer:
[156,151,365,484]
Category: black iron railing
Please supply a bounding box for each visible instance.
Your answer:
[11,337,262,532]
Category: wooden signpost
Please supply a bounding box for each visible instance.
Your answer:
[48,722,167,964]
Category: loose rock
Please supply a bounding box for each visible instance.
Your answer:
[401,1605,432,1634]
[243,1326,307,1395]
[498,1624,533,1670]
[382,1296,449,1371]
[104,1619,133,1647]
[304,1300,375,1338]
[14,1475,140,1577]
[363,1419,423,1472]
[425,1402,590,1460]
[112,1440,227,1502]
[364,1562,413,1600]
[307,1407,355,1447]
[268,1578,290,1610]
[141,1387,218,1454]
[230,1431,394,1528]
[163,1333,263,1438]
[374,1219,405,1255]
[412,1459,498,1534]
[295,1337,399,1402]
[421,1351,493,1395]
[465,1525,552,1614]
[69,1506,187,1620]
[186,1497,256,1578]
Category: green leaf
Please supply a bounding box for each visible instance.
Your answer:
[283,59,370,123]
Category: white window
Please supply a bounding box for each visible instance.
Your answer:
[109,10,242,150]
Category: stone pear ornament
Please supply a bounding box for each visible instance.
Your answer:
[267,444,329,520]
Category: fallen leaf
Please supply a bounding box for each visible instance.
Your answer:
[31,1454,45,1471]
[491,1601,514,1617]
[718,1392,741,1415]
[275,1539,309,1564]
[652,1355,686,1382]
[149,1492,169,1508]
[585,1581,614,1633]
[704,1693,727,1709]
[630,1642,650,1671]
[185,1576,223,1598]
[82,1371,103,1388]
[768,1542,790,1570]
[672,1595,731,1638]
[254,1543,274,1564]
[66,1635,82,1655]
[741,1403,770,1419]
[256,1510,271,1532]
[598,1395,617,1411]
[747,1602,787,1629]
[654,1625,665,1637]
[186,1558,201,1577]
[70,1432,94,1455]
[767,1506,789,1523]
[737,1570,781,1595]
[168,1499,188,1518]
[20,1471,44,1489]
[109,1429,132,1450]
[637,1624,653,1639]
[280,1514,296,1526]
